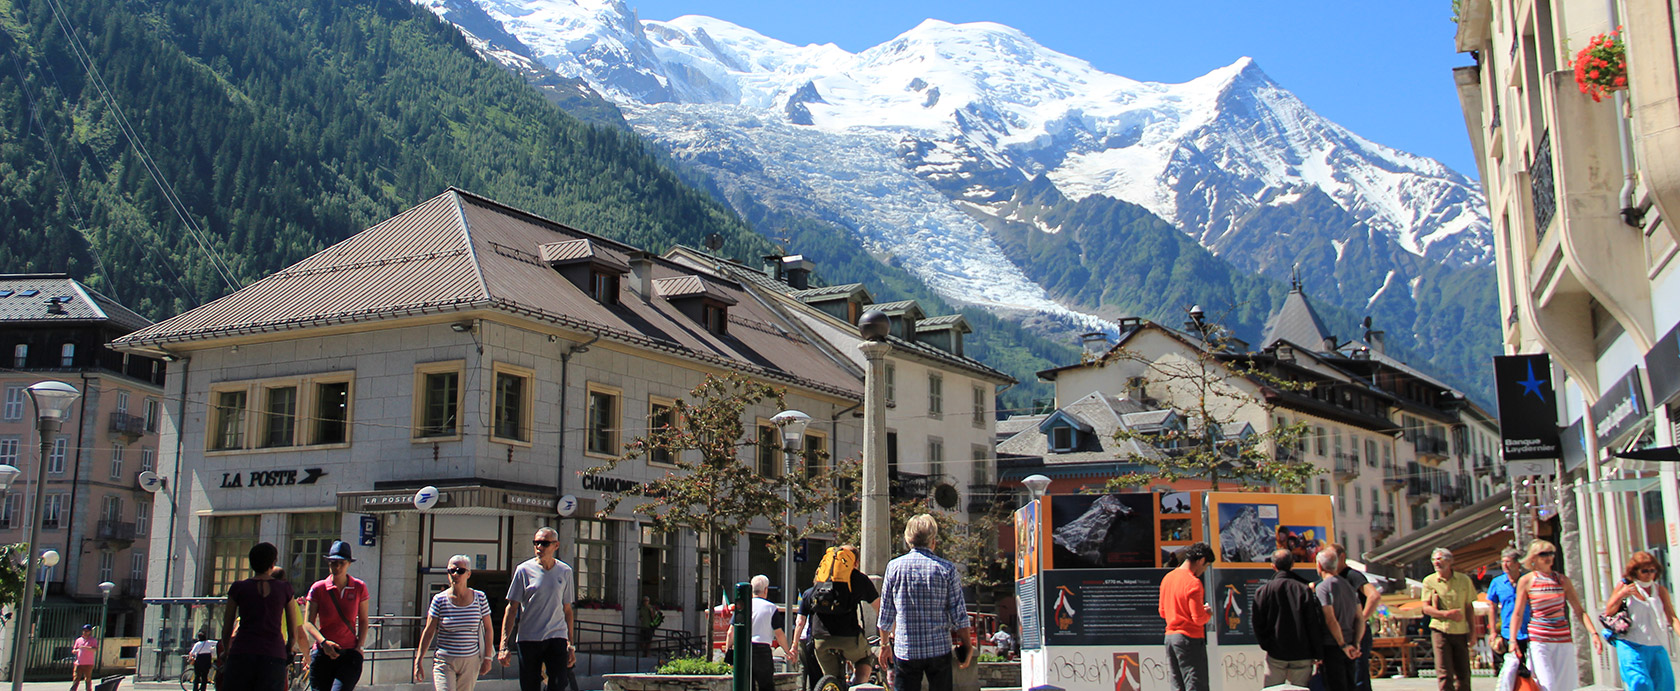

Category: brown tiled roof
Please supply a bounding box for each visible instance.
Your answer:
[113,189,862,400]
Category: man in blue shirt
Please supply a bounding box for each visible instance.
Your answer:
[1484,548,1527,671]
[878,514,973,691]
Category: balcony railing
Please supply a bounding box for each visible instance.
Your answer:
[96,519,137,541]
[1371,510,1396,537]
[1415,436,1451,459]
[1333,453,1360,480]
[121,577,146,598]
[109,412,147,439]
[1382,463,1406,488]
[1532,131,1557,237]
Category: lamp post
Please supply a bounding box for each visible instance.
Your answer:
[770,410,811,640]
[856,311,892,575]
[96,581,115,674]
[11,381,81,690]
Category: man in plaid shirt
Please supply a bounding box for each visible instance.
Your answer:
[877,514,973,691]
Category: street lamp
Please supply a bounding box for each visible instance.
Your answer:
[1022,475,1051,501]
[11,381,80,690]
[771,410,811,638]
[96,582,115,674]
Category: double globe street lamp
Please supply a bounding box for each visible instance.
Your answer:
[769,410,811,643]
[4,381,82,688]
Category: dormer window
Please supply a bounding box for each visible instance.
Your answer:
[1050,426,1077,452]
[1038,410,1094,454]
[704,304,727,335]
[591,271,620,306]
[540,238,629,306]
[654,275,738,337]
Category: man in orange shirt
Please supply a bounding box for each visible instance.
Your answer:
[1158,543,1214,691]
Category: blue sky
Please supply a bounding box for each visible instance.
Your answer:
[627,1,1480,179]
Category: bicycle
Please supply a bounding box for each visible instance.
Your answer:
[179,660,216,691]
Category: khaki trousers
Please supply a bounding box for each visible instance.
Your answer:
[432,655,481,691]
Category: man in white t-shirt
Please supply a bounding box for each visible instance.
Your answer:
[725,575,789,691]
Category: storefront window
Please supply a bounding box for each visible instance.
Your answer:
[576,519,618,604]
[205,515,261,596]
[286,512,341,593]
[639,526,679,607]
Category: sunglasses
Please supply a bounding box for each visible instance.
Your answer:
[446,567,469,575]
[1537,551,1557,558]
[1639,568,1658,574]
[533,539,556,547]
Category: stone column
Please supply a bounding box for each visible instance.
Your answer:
[860,340,892,576]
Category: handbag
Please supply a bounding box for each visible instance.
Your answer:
[1512,657,1540,691]
[1599,598,1632,637]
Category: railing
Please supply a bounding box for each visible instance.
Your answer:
[1371,510,1396,536]
[572,618,704,676]
[97,519,137,541]
[122,577,145,598]
[1382,463,1405,487]
[1532,130,1557,237]
[109,412,147,438]
[1415,436,1450,458]
[1333,453,1360,479]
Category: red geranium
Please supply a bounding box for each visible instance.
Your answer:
[1573,28,1628,102]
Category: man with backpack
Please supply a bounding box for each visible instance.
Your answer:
[805,545,880,686]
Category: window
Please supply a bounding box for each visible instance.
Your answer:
[144,399,160,432]
[10,344,24,369]
[42,493,63,528]
[0,493,15,529]
[1050,426,1075,452]
[639,526,679,606]
[491,365,533,444]
[47,437,67,474]
[1317,478,1329,495]
[928,438,945,478]
[1335,484,1345,513]
[311,380,351,445]
[141,448,154,473]
[101,495,122,523]
[99,552,114,583]
[647,398,676,465]
[592,271,620,306]
[210,390,248,450]
[415,362,463,439]
[702,304,727,335]
[0,437,17,466]
[756,424,781,478]
[130,551,145,582]
[575,519,618,602]
[59,343,74,367]
[136,501,150,536]
[1357,536,1366,556]
[1315,426,1326,456]
[972,444,991,490]
[110,445,124,480]
[286,512,340,595]
[115,390,129,415]
[1365,439,1379,468]
[205,515,260,596]
[1349,435,1360,465]
[1353,487,1363,514]
[803,432,827,480]
[585,385,621,456]
[2,386,22,420]
[928,374,943,418]
[1383,444,1392,468]
[972,385,986,427]
[261,386,298,448]
[885,363,896,404]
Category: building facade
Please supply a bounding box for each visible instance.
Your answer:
[0,274,167,640]
[1454,0,1680,683]
[113,190,869,674]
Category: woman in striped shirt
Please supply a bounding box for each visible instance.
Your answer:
[1512,539,1600,691]
[414,555,495,691]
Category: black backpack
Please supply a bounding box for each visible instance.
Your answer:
[809,580,849,616]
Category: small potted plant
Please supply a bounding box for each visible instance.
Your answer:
[1573,28,1628,102]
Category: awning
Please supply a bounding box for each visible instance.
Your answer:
[338,482,566,516]
[1364,492,1511,569]
[1614,446,1680,462]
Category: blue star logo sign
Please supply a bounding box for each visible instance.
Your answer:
[1517,361,1548,400]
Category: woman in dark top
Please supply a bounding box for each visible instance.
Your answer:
[219,542,308,691]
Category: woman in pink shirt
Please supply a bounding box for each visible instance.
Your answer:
[71,623,97,691]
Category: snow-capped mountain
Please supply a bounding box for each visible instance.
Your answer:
[419,0,1499,393]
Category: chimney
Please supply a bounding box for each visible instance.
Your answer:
[1321,335,1339,353]
[782,255,815,290]
[762,255,786,283]
[628,252,656,303]
[1079,332,1108,354]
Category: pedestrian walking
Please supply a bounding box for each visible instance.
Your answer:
[1511,539,1599,691]
[414,555,494,691]
[988,625,1015,660]
[724,575,791,691]
[1158,542,1214,691]
[1605,551,1677,691]
[1486,548,1528,683]
[1421,548,1475,691]
[1314,550,1362,691]
[219,542,308,691]
[303,540,370,691]
[1325,543,1379,691]
[1253,549,1321,687]
[878,514,973,691]
[792,586,821,691]
[188,632,218,691]
[70,624,96,691]
[638,596,662,654]
[498,527,578,691]
[808,546,881,686]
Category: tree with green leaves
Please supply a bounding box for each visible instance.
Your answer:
[1097,321,1318,493]
[587,373,849,631]
[0,544,36,610]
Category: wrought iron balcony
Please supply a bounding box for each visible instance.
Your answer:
[122,577,146,598]
[1333,453,1360,480]
[96,519,137,541]
[1382,463,1406,488]
[1532,131,1556,238]
[1371,510,1396,538]
[109,412,147,440]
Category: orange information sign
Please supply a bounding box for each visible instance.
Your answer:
[1205,492,1335,566]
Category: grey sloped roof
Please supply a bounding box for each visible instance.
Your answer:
[1262,287,1334,351]
[790,284,870,302]
[996,391,1169,463]
[916,314,971,332]
[0,274,151,332]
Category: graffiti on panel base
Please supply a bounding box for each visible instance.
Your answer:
[1222,652,1265,681]
[1048,651,1107,685]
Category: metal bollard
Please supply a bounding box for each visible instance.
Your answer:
[732,582,752,691]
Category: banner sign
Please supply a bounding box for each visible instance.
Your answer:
[1592,367,1648,450]
[1648,326,1680,408]
[1493,354,1561,460]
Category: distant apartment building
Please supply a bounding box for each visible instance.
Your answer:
[1016,282,1499,568]
[1453,0,1680,682]
[0,274,167,641]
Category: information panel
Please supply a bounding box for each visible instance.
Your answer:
[1018,575,1042,650]
[1040,568,1171,646]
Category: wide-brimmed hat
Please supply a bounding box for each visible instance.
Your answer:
[326,540,355,562]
